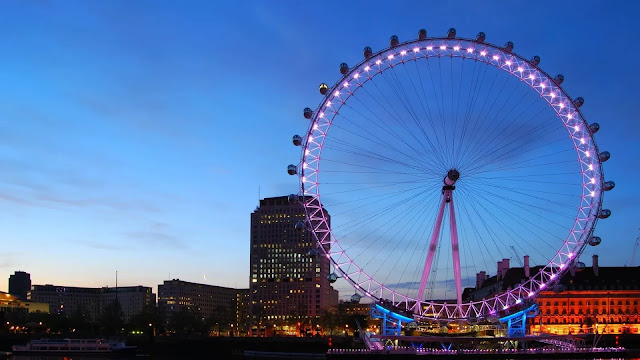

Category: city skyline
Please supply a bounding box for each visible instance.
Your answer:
[1,1,639,296]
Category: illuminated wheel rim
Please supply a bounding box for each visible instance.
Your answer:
[296,35,606,320]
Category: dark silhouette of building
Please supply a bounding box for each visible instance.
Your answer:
[249,196,338,335]
[29,284,155,322]
[9,271,31,300]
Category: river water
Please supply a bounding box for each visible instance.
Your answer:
[3,356,637,360]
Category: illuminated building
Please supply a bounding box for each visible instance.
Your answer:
[249,196,338,332]
[464,255,640,336]
[0,291,49,314]
[339,301,372,317]
[530,255,640,335]
[157,279,248,331]
[29,284,155,322]
[9,271,31,301]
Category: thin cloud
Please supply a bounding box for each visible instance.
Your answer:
[124,230,187,250]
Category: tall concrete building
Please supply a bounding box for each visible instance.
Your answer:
[30,285,102,320]
[157,279,249,331]
[250,196,338,329]
[9,271,31,300]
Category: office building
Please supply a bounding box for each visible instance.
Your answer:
[9,271,31,301]
[157,279,249,331]
[30,285,102,320]
[101,286,156,323]
[29,284,155,322]
[249,196,338,331]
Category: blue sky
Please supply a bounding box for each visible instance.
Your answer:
[0,1,638,296]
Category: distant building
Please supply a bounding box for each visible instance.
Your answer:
[157,279,248,332]
[29,284,155,322]
[249,196,338,332]
[101,286,156,323]
[30,285,101,320]
[0,291,49,314]
[9,271,31,301]
[236,289,250,334]
[339,301,372,317]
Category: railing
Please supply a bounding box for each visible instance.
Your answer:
[355,320,383,351]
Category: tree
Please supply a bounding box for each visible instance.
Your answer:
[169,308,206,336]
[206,306,233,336]
[319,308,337,335]
[69,306,95,337]
[127,305,158,337]
[100,300,124,336]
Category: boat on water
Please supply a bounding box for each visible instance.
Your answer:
[12,338,136,355]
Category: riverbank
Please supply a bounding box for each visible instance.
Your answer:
[327,347,630,359]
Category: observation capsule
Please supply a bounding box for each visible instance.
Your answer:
[475,32,486,43]
[350,293,362,303]
[287,164,297,175]
[295,221,306,232]
[598,209,611,219]
[603,181,615,191]
[363,46,373,59]
[553,74,565,85]
[576,262,586,271]
[574,97,584,109]
[308,248,319,258]
[588,236,602,246]
[292,135,303,146]
[589,123,600,134]
[530,55,541,66]
[598,151,610,163]
[504,41,514,52]
[447,28,457,38]
[303,107,313,119]
[328,273,338,283]
[389,35,399,47]
[287,194,298,204]
[319,83,329,95]
[339,62,349,75]
[418,29,427,40]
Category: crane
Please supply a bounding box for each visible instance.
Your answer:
[626,229,640,267]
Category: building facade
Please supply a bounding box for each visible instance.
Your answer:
[0,291,49,314]
[29,284,155,322]
[30,285,102,320]
[157,279,248,332]
[101,286,156,323]
[530,256,640,335]
[249,196,338,330]
[9,271,31,301]
[464,255,640,336]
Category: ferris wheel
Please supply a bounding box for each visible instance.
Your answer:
[288,28,614,320]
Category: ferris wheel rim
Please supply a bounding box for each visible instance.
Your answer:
[297,36,605,319]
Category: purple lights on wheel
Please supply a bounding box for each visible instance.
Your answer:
[289,29,612,320]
